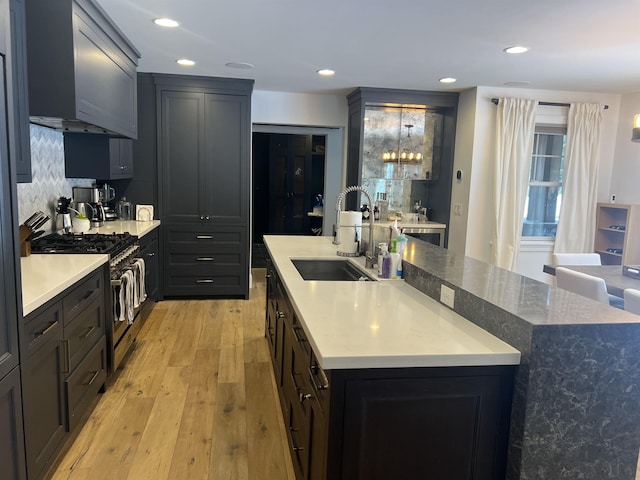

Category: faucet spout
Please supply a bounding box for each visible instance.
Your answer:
[333,186,376,269]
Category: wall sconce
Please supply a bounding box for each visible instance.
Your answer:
[632,114,640,143]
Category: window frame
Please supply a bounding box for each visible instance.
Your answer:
[521,124,567,240]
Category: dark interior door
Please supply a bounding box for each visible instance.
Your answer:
[268,134,310,235]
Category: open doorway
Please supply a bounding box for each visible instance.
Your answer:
[252,132,326,267]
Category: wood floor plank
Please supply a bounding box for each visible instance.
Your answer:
[198,301,224,350]
[54,396,155,479]
[168,300,206,367]
[245,361,296,480]
[167,348,220,479]
[218,304,245,384]
[126,366,192,480]
[208,382,249,480]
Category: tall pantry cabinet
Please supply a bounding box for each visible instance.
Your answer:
[0,0,26,478]
[155,75,253,298]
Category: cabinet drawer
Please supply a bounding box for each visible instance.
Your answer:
[168,251,242,267]
[62,270,103,324]
[164,272,245,296]
[167,227,243,245]
[63,297,104,374]
[22,302,62,359]
[65,338,107,432]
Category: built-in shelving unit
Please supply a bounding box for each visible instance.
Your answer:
[594,203,640,266]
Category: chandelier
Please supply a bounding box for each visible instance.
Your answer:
[382,122,423,163]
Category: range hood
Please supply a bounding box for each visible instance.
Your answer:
[25,0,140,139]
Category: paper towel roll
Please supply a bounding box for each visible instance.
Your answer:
[337,211,363,255]
[339,210,363,227]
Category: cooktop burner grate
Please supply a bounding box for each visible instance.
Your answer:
[31,232,137,256]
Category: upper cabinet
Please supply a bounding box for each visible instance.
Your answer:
[24,0,140,139]
[8,0,31,182]
[64,133,133,180]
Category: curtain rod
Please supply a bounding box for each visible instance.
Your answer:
[490,98,609,110]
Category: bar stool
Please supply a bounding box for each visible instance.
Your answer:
[623,289,640,315]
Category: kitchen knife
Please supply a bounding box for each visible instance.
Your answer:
[26,229,46,241]
[30,214,50,231]
[23,211,41,227]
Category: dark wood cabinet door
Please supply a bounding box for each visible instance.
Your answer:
[204,93,249,223]
[8,0,30,183]
[22,317,66,480]
[0,50,19,380]
[160,90,205,223]
[340,370,512,480]
[0,366,27,480]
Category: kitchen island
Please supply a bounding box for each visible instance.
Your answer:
[264,235,520,479]
[399,237,640,479]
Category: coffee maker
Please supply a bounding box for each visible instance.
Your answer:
[72,186,107,227]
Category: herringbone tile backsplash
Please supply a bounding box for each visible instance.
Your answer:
[16,125,94,229]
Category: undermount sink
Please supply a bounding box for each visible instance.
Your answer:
[291,259,376,281]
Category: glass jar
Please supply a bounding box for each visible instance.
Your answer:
[115,197,132,221]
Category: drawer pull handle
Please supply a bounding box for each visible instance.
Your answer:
[276,311,285,319]
[147,252,156,257]
[196,279,214,283]
[82,289,95,300]
[309,365,329,391]
[299,392,313,403]
[82,326,97,339]
[62,340,70,374]
[87,370,100,386]
[292,325,306,344]
[196,235,213,239]
[38,321,59,337]
[197,257,214,261]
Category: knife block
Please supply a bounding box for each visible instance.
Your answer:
[19,224,32,257]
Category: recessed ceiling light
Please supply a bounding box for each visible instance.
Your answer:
[439,77,457,84]
[177,58,196,66]
[153,18,180,28]
[317,69,335,77]
[504,46,528,54]
[225,62,254,70]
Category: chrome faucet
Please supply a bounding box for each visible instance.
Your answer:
[333,186,376,269]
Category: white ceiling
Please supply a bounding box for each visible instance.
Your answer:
[96,0,640,95]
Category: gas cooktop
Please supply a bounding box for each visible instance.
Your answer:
[31,232,137,256]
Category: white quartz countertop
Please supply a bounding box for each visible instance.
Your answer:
[21,254,109,316]
[83,220,160,238]
[263,235,520,370]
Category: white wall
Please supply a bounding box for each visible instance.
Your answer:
[453,86,621,272]
[251,90,348,128]
[610,92,640,204]
[448,89,476,256]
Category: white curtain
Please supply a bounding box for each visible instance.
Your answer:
[492,98,537,270]
[554,103,603,253]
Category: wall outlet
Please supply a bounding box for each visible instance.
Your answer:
[453,204,462,216]
[440,284,455,309]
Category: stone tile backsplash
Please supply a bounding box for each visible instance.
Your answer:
[17,125,93,228]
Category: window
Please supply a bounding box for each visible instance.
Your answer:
[522,126,567,237]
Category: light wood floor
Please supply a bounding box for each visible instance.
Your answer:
[49,269,296,480]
